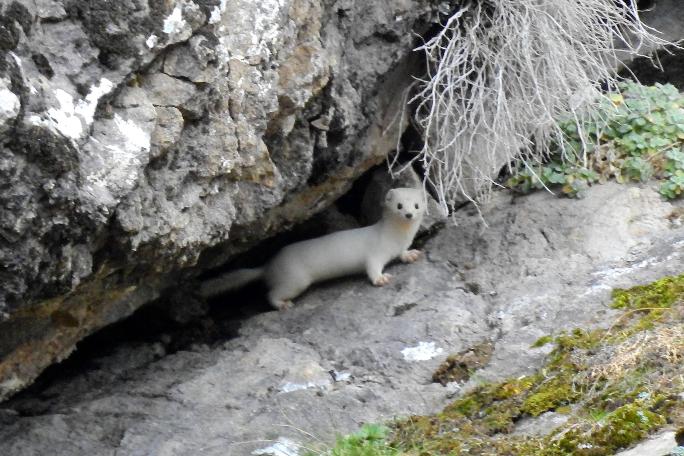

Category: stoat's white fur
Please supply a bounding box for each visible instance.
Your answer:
[200,188,426,310]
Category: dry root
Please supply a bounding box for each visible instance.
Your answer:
[411,0,674,209]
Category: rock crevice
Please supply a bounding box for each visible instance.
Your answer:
[0,0,442,399]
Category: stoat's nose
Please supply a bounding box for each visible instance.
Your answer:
[405,213,413,219]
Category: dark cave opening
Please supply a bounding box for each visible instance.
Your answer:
[3,2,455,411]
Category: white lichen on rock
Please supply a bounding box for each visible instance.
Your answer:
[278,381,320,393]
[402,341,444,361]
[208,5,222,24]
[28,79,114,140]
[161,2,198,43]
[45,89,84,139]
[75,78,114,126]
[252,437,300,456]
[217,0,286,63]
[0,78,20,133]
[146,34,158,49]
[83,113,154,208]
[163,5,185,35]
[114,114,151,154]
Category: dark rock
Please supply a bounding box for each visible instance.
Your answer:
[621,0,684,87]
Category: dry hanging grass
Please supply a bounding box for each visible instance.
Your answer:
[410,0,674,210]
[589,325,684,382]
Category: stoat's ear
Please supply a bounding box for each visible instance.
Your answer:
[385,189,394,201]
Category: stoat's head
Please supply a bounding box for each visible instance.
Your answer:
[383,187,426,222]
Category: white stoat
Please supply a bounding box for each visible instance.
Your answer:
[200,187,426,310]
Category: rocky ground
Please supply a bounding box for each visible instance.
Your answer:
[0,182,682,456]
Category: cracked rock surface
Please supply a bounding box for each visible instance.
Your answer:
[1,183,682,455]
[0,0,442,398]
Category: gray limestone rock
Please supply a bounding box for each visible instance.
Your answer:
[0,182,681,455]
[0,77,19,134]
[141,73,198,112]
[1,0,683,419]
[150,106,184,155]
[615,431,678,456]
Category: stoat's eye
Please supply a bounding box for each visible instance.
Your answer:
[397,203,403,210]
[415,203,419,209]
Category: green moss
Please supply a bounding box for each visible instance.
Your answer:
[531,335,554,348]
[521,374,580,417]
[607,274,684,341]
[609,308,668,342]
[329,275,684,456]
[558,402,667,455]
[545,328,603,372]
[450,394,482,417]
[554,328,603,352]
[393,383,677,455]
[611,274,684,310]
[443,376,539,438]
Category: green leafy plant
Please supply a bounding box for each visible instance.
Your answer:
[507,82,684,199]
[660,149,684,198]
[308,424,397,456]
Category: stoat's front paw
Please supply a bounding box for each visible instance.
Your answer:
[372,273,392,287]
[400,249,422,263]
[273,300,294,311]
